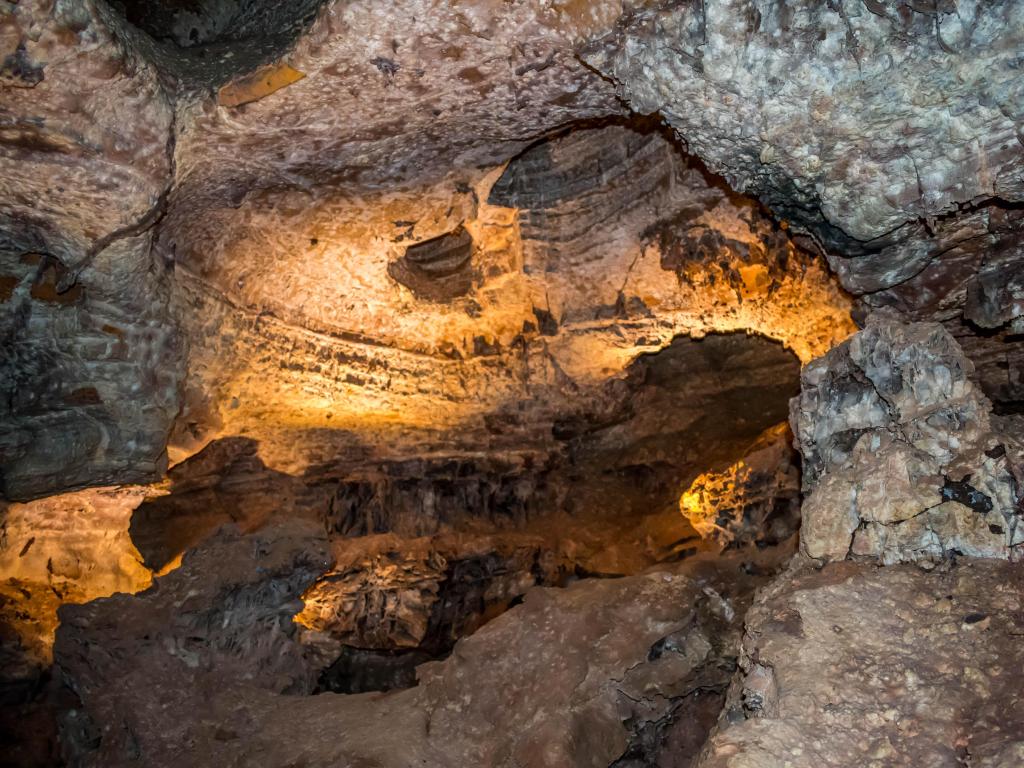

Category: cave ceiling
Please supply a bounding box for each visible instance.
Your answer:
[2,2,1020,502]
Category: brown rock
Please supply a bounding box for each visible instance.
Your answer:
[698,559,1024,768]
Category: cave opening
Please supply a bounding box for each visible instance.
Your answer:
[0,107,847,765]
[120,330,803,698]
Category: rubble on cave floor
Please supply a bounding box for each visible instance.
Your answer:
[53,518,796,768]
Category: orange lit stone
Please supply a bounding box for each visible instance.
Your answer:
[217,62,306,108]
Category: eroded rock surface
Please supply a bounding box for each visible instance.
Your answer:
[55,520,789,768]
[699,559,1024,768]
[167,121,852,473]
[791,317,1024,563]
[680,424,801,548]
[584,2,1024,245]
[0,0,181,500]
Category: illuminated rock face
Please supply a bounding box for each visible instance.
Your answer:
[167,123,852,472]
[0,488,153,680]
[680,424,800,548]
[2,0,1022,500]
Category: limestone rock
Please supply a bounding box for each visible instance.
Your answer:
[0,1,180,499]
[584,2,1024,246]
[53,522,780,768]
[679,423,801,548]
[791,317,1024,563]
[698,559,1024,768]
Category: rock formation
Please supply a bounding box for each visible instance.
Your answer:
[698,559,1024,768]
[0,0,1022,765]
[55,520,790,768]
[680,423,801,548]
[792,317,1023,564]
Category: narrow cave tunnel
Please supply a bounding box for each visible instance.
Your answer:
[2,2,1024,768]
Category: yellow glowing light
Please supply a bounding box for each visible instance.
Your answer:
[679,463,746,542]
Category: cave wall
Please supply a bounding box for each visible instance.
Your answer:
[4,0,1022,499]
[1,1,1023,766]
[0,0,181,500]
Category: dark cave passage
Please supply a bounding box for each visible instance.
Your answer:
[119,331,802,697]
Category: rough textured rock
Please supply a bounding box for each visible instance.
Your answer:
[2,2,1022,764]
[294,533,567,654]
[698,559,1024,768]
[166,122,852,473]
[164,0,624,206]
[0,487,154,673]
[0,486,157,767]
[55,520,789,767]
[7,0,1023,503]
[0,0,181,500]
[836,202,1024,414]
[679,423,801,548]
[3,0,869,501]
[582,3,1024,401]
[791,317,1024,563]
[129,331,804,571]
[56,521,332,704]
[584,2,1024,246]
[951,317,1024,413]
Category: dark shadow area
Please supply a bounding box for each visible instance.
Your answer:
[98,0,328,89]
[125,331,801,699]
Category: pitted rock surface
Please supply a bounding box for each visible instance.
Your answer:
[791,317,1024,563]
[698,559,1024,768]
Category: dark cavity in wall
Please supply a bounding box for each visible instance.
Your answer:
[126,332,802,699]
[100,0,329,88]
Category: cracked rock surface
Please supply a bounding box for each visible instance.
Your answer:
[791,316,1024,563]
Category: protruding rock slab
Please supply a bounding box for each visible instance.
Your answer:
[699,559,1024,768]
[791,317,1024,563]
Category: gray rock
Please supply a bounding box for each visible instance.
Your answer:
[54,521,772,768]
[791,316,1024,563]
[584,1,1024,245]
[698,559,1024,768]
